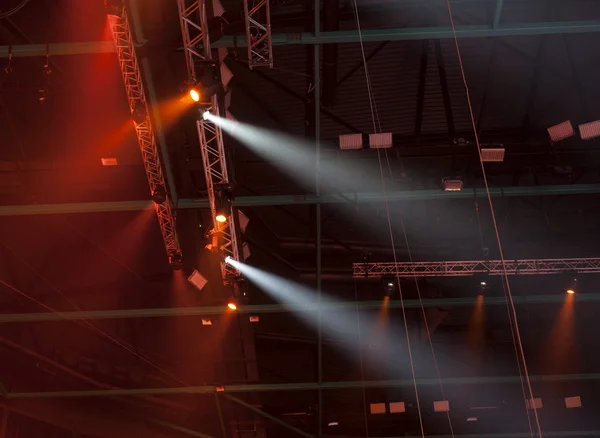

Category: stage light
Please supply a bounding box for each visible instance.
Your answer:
[214,184,233,225]
[225,256,232,264]
[480,281,487,287]
[189,88,201,102]
[566,289,575,295]
[152,186,167,204]
[383,278,396,297]
[104,0,123,17]
[132,100,146,124]
[547,120,575,142]
[202,110,211,120]
[188,270,208,292]
[169,252,183,271]
[227,301,238,311]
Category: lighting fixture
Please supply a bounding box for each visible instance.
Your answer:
[132,100,146,124]
[249,316,260,323]
[383,278,396,297]
[227,301,238,311]
[225,256,232,264]
[202,110,211,121]
[101,157,118,166]
[214,184,233,225]
[168,252,183,271]
[566,289,575,295]
[201,319,212,326]
[152,186,167,205]
[104,0,123,17]
[339,133,363,150]
[564,272,578,295]
[369,132,393,149]
[189,88,201,102]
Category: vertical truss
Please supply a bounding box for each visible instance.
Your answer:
[353,258,600,278]
[242,0,274,69]
[176,0,241,280]
[108,10,181,260]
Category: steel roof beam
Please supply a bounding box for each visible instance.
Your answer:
[7,373,600,398]
[3,20,600,58]
[1,184,600,215]
[1,293,599,323]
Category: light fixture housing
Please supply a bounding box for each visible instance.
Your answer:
[152,186,167,205]
[442,177,463,192]
[214,184,233,225]
[104,0,123,17]
[169,252,183,271]
[189,88,201,102]
[202,110,211,121]
[132,100,146,124]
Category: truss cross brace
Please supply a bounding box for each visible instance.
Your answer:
[242,0,274,68]
[107,10,181,261]
[353,258,600,278]
[176,0,241,280]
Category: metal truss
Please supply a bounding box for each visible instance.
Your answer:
[107,10,181,260]
[353,258,600,278]
[176,0,241,280]
[242,0,274,69]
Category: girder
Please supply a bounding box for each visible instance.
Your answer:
[107,9,181,261]
[354,258,600,278]
[242,0,274,68]
[176,0,241,280]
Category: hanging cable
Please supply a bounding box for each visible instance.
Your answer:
[442,1,543,436]
[350,1,424,436]
[0,0,31,19]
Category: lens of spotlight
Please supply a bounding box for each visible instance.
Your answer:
[216,214,227,223]
[225,256,232,264]
[202,110,210,120]
[190,89,201,102]
[566,289,575,295]
[227,302,237,310]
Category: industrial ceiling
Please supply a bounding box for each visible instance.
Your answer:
[1,0,600,437]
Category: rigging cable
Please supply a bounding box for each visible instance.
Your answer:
[350,1,425,436]
[442,0,543,436]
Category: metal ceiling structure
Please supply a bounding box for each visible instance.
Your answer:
[2,0,600,437]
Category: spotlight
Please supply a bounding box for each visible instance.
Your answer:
[383,278,396,297]
[104,0,124,17]
[225,256,232,264]
[214,184,233,225]
[189,88,201,102]
[132,100,146,124]
[152,186,167,204]
[564,272,578,295]
[227,300,238,311]
[169,252,183,271]
[202,110,211,121]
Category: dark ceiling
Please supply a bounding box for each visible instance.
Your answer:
[1,0,600,437]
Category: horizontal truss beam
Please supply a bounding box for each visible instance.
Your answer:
[355,258,600,278]
[6,373,600,398]
[1,293,599,323]
[3,21,600,57]
[2,183,600,215]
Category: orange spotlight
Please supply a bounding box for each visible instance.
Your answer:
[227,302,237,311]
[189,88,201,102]
[566,289,575,295]
[216,214,228,223]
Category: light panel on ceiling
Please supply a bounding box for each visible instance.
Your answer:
[339,133,363,150]
[579,120,600,140]
[369,132,393,149]
[547,120,574,142]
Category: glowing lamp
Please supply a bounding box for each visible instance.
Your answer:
[202,110,211,120]
[566,289,575,295]
[189,89,201,102]
[216,214,228,223]
[227,302,237,310]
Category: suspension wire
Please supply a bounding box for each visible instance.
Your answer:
[0,239,189,387]
[353,278,370,438]
[443,1,542,436]
[350,1,424,436]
